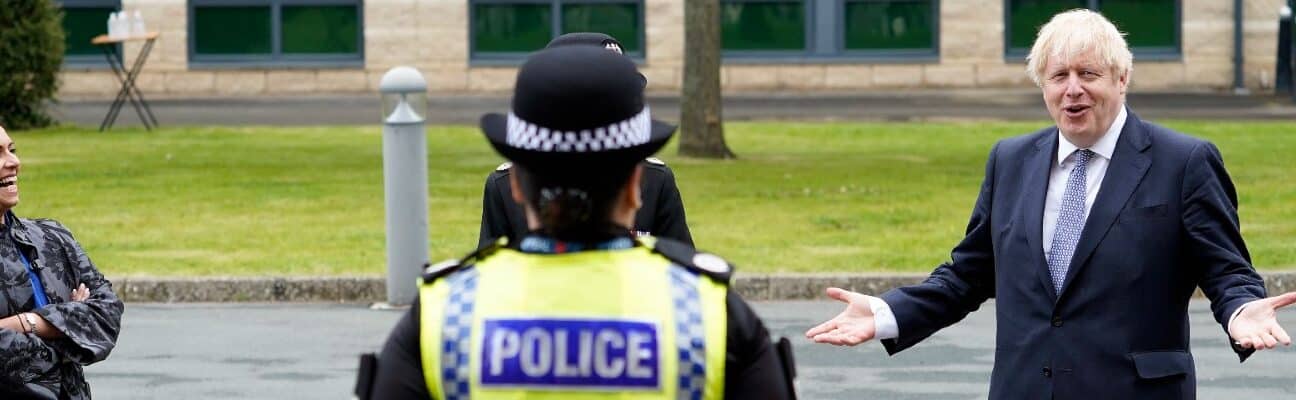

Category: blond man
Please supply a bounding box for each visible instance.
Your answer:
[805,9,1294,399]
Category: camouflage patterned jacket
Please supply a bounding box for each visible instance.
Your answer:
[0,211,124,399]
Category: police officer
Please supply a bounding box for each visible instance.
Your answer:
[363,46,794,400]
[478,32,693,248]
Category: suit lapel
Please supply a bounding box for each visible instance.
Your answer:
[1023,132,1059,301]
[1057,111,1152,299]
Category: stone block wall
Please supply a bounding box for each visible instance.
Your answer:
[56,0,1288,98]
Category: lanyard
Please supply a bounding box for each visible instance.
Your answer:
[16,240,48,308]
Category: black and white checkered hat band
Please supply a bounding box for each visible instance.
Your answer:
[505,107,653,152]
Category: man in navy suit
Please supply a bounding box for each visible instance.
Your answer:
[806,9,1296,399]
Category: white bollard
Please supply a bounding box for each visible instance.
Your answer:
[379,67,429,306]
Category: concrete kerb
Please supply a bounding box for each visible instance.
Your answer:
[111,272,1296,302]
[114,277,385,302]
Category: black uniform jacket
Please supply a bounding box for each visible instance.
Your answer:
[369,237,792,400]
[0,212,123,400]
[477,159,693,247]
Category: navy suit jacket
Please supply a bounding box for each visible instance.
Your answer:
[879,110,1266,399]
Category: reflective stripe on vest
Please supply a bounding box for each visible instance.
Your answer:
[418,245,728,400]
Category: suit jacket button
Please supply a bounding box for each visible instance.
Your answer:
[1051,317,1063,327]
[1042,367,1052,378]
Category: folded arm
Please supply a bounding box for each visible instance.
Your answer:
[28,221,123,365]
[0,327,61,386]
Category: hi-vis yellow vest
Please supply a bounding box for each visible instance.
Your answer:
[418,237,729,400]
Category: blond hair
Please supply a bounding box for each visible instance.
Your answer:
[1025,9,1132,87]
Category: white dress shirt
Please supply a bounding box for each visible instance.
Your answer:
[1043,107,1125,255]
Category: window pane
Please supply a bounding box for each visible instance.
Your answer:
[194,6,271,54]
[1008,0,1086,50]
[721,1,805,51]
[1099,0,1175,48]
[473,4,552,53]
[844,1,934,50]
[282,5,360,54]
[562,3,641,52]
[63,7,115,56]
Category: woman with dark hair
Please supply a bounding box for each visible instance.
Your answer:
[363,46,795,400]
[0,125,124,400]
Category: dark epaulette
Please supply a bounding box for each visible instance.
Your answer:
[422,236,508,283]
[649,237,733,283]
[486,162,513,184]
[641,157,671,173]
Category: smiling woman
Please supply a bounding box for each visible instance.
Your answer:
[0,125,124,400]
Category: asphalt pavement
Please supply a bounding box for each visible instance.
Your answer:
[52,90,1296,128]
[83,299,1296,399]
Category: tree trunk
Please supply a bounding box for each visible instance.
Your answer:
[678,0,735,159]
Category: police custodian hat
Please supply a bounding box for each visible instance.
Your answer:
[544,32,646,87]
[479,46,675,177]
[545,32,626,54]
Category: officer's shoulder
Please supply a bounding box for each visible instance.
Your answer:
[648,237,732,283]
[486,162,513,180]
[422,237,508,283]
[640,158,673,173]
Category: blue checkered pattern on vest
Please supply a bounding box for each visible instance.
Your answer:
[441,268,481,400]
[1047,149,1094,293]
[668,265,707,400]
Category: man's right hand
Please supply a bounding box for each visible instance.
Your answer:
[805,287,878,346]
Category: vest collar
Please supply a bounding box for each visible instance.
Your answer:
[517,234,636,254]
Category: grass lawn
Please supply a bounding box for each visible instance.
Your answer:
[12,121,1296,277]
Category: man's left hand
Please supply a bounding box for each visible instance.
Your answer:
[1230,292,1296,350]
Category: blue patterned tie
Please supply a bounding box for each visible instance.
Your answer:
[1047,149,1093,293]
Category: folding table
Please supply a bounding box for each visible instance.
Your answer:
[91,32,160,131]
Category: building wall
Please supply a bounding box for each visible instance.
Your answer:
[58,0,1292,98]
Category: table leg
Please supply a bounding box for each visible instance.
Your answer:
[98,39,160,131]
[98,44,131,132]
[121,39,159,129]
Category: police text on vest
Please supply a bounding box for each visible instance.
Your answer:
[480,318,660,389]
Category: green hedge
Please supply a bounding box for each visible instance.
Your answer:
[0,0,64,130]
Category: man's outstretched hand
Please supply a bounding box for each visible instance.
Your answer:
[1231,291,1296,350]
[805,287,878,346]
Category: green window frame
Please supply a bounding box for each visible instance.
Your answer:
[469,0,645,63]
[1004,0,1180,60]
[721,0,938,63]
[188,0,364,68]
[59,0,121,67]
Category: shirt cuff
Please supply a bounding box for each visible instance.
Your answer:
[867,296,900,340]
[1227,302,1251,336]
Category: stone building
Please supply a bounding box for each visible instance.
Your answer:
[56,0,1293,97]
